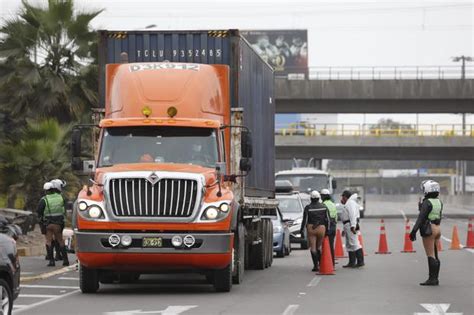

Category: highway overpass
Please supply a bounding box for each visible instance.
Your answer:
[275,135,474,160]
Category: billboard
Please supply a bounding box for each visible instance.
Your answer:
[241,30,308,76]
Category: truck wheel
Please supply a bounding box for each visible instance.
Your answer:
[232,223,245,284]
[213,264,232,292]
[263,220,269,268]
[0,279,13,315]
[251,220,265,270]
[80,264,99,293]
[266,220,273,267]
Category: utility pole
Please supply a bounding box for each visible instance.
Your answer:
[452,56,472,194]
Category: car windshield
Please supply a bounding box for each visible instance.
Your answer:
[99,126,218,168]
[276,196,302,213]
[276,174,329,192]
[300,195,311,207]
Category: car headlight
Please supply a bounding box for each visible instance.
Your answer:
[78,201,88,211]
[200,202,231,221]
[273,226,283,233]
[88,206,103,218]
[77,200,106,220]
[292,218,302,227]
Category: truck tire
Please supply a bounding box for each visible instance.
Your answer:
[251,221,265,270]
[80,264,99,293]
[232,223,245,284]
[266,219,273,267]
[263,220,269,268]
[213,264,232,292]
[0,279,13,315]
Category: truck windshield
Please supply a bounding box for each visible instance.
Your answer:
[276,174,329,193]
[99,126,218,168]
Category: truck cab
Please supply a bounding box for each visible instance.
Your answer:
[275,168,337,195]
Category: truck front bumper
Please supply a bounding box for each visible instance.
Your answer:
[75,231,233,270]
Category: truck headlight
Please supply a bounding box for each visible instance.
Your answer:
[172,235,183,247]
[219,203,229,212]
[121,235,132,247]
[204,207,219,220]
[88,206,103,218]
[78,201,88,211]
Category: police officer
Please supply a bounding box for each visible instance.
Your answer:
[341,190,364,268]
[37,181,69,267]
[49,179,67,261]
[321,189,337,266]
[409,180,442,286]
[300,191,329,272]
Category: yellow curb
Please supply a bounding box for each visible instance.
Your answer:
[20,263,78,283]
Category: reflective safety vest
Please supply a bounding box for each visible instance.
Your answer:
[427,198,442,221]
[323,200,338,220]
[43,193,65,217]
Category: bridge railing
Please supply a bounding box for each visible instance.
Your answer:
[275,123,474,137]
[275,65,474,80]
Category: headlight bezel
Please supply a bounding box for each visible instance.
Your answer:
[199,201,232,222]
[76,199,107,220]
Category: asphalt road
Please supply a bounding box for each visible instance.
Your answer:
[15,218,474,315]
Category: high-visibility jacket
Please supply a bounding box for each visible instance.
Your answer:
[323,199,338,220]
[427,198,442,221]
[42,193,65,217]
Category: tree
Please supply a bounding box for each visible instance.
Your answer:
[0,0,102,124]
[0,119,79,210]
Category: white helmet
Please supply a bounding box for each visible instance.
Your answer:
[320,189,330,195]
[43,182,53,191]
[51,179,66,191]
[310,190,320,200]
[421,180,440,195]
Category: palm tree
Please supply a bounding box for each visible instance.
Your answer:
[0,119,79,210]
[0,0,103,123]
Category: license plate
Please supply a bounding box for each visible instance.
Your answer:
[142,237,162,248]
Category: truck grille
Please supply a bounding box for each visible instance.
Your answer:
[109,178,199,217]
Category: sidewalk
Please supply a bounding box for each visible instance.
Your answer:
[20,254,77,282]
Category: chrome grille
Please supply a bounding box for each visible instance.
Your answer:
[109,178,199,217]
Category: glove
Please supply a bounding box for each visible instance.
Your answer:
[409,231,416,242]
[351,226,357,234]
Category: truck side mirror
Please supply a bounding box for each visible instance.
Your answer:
[332,178,337,189]
[71,128,83,171]
[239,158,252,172]
[241,130,253,158]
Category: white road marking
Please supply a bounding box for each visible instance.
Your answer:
[104,305,198,315]
[19,294,58,298]
[414,303,463,315]
[58,277,79,281]
[282,304,300,315]
[13,305,26,309]
[20,284,79,289]
[307,276,321,287]
[400,209,407,221]
[20,272,34,275]
[441,236,474,254]
[15,290,80,314]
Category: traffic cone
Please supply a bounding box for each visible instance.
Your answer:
[334,228,347,258]
[358,232,368,256]
[375,219,391,254]
[465,218,474,249]
[437,238,443,252]
[317,236,335,275]
[401,220,416,253]
[449,225,462,250]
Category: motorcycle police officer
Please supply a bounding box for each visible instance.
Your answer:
[300,191,329,272]
[410,180,442,286]
[320,189,337,266]
[341,190,364,268]
[37,181,69,267]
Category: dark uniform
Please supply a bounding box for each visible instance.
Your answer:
[301,196,329,271]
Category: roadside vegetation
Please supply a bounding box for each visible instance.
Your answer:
[0,0,103,209]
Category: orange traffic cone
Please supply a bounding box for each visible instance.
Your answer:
[334,228,347,258]
[449,225,462,250]
[317,236,335,275]
[401,220,416,253]
[465,218,474,249]
[358,232,368,256]
[375,219,391,254]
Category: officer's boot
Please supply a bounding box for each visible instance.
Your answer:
[45,245,51,260]
[355,248,365,268]
[61,246,70,266]
[54,240,63,261]
[433,259,440,285]
[420,257,439,286]
[46,245,55,267]
[343,251,356,268]
[310,251,319,272]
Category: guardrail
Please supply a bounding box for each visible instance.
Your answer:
[275,65,474,80]
[275,123,474,137]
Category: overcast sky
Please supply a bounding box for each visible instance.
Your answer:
[1,0,472,124]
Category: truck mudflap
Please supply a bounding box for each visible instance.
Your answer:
[75,231,233,254]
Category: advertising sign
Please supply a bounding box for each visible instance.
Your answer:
[241,30,308,76]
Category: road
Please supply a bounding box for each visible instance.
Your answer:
[15,218,474,315]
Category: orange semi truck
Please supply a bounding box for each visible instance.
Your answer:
[71,30,277,293]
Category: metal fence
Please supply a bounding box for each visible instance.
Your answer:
[275,123,474,137]
[275,65,474,80]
